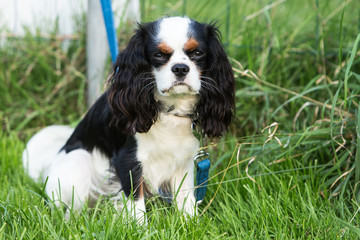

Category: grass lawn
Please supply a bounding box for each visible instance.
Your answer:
[1,0,360,239]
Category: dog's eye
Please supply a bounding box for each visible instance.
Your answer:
[189,50,204,60]
[194,50,203,56]
[154,53,164,58]
[153,53,170,63]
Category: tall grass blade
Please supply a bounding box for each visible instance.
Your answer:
[344,33,360,105]
[315,0,320,50]
[338,0,347,65]
[355,104,360,183]
[330,83,342,137]
[182,0,187,16]
[225,0,231,51]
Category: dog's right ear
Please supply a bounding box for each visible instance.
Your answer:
[107,25,160,135]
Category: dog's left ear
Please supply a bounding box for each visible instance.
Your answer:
[107,24,159,134]
[196,24,235,138]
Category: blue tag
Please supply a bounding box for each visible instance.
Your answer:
[195,158,211,203]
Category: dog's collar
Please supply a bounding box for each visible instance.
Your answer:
[161,104,197,119]
[166,112,196,119]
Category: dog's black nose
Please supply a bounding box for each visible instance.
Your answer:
[171,64,189,78]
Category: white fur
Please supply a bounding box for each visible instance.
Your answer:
[136,112,199,216]
[136,114,199,189]
[22,125,74,180]
[154,17,201,96]
[23,126,120,211]
[157,17,191,49]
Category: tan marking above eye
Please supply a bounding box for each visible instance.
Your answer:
[157,42,174,54]
[184,38,199,51]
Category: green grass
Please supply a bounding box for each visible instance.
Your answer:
[1,0,360,238]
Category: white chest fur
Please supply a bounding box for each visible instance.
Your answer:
[135,113,199,191]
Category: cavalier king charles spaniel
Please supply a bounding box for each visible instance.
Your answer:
[23,16,235,222]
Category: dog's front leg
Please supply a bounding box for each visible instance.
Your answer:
[113,141,147,224]
[115,180,147,224]
[171,162,197,217]
[124,181,147,224]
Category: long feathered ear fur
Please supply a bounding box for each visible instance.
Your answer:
[196,24,235,138]
[107,25,159,135]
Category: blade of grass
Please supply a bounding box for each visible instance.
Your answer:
[355,103,360,182]
[344,34,360,105]
[338,0,347,65]
[330,83,342,137]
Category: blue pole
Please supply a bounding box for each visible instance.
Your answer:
[100,0,119,63]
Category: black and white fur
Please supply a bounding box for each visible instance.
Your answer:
[23,17,235,222]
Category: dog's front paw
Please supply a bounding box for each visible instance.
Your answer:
[114,195,148,225]
[176,194,197,218]
[132,204,147,225]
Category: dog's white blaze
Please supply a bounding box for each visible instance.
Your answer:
[157,17,191,51]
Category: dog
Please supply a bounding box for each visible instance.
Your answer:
[22,16,235,222]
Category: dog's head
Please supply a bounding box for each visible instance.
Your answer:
[108,17,235,137]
